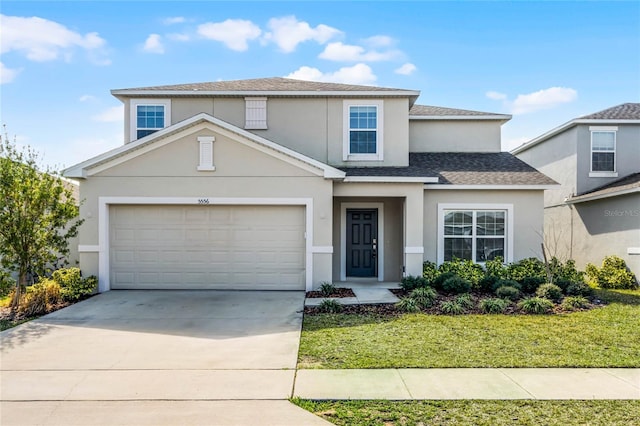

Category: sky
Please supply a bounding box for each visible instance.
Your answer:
[1,1,639,169]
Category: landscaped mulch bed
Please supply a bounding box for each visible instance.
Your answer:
[306,288,356,298]
[305,303,399,316]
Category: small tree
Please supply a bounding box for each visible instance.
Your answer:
[0,127,82,313]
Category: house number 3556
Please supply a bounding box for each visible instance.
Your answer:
[198,198,210,204]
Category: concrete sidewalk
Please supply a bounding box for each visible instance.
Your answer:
[294,368,640,400]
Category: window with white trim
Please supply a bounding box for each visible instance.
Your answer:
[245,97,267,129]
[442,210,506,263]
[129,99,171,141]
[343,100,383,161]
[590,127,616,173]
[197,136,216,171]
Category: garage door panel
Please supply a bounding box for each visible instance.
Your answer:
[110,205,305,290]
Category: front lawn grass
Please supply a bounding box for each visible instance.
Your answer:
[298,289,640,368]
[293,399,640,426]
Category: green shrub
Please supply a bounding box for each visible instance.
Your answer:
[536,283,564,301]
[396,297,420,313]
[507,257,547,282]
[0,270,15,298]
[410,287,438,308]
[549,257,585,284]
[586,255,637,289]
[19,279,61,317]
[553,279,571,293]
[319,281,336,297]
[422,261,439,283]
[484,256,508,279]
[317,299,342,313]
[518,297,554,314]
[438,259,484,288]
[496,285,521,301]
[400,275,429,292]
[432,272,457,291]
[492,279,522,292]
[442,276,471,294]
[565,281,594,297]
[455,293,475,310]
[439,300,464,315]
[478,275,499,293]
[561,296,590,311]
[479,297,509,314]
[52,268,97,302]
[520,276,545,294]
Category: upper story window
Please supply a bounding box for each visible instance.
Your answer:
[438,204,513,264]
[129,99,171,141]
[589,126,617,177]
[343,100,383,161]
[245,97,267,129]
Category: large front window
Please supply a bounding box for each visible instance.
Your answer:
[591,129,616,173]
[443,210,506,262]
[136,105,165,139]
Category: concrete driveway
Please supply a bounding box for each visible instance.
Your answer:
[0,290,329,425]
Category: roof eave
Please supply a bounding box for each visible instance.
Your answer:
[343,176,438,183]
[409,114,511,122]
[566,186,640,204]
[424,184,558,190]
[111,89,421,98]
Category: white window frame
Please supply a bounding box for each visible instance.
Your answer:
[589,126,618,178]
[437,203,514,265]
[245,97,268,129]
[197,136,216,171]
[343,100,384,161]
[129,99,171,142]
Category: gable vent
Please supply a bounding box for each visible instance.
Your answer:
[245,97,267,129]
[197,136,216,171]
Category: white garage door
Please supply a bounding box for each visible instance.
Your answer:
[109,205,305,290]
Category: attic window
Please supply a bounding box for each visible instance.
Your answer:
[197,136,216,171]
[245,97,267,129]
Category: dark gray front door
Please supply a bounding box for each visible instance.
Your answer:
[346,209,378,277]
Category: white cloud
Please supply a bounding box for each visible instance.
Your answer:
[363,35,393,48]
[163,16,186,25]
[143,34,164,54]
[486,91,507,101]
[511,87,577,114]
[395,63,416,75]
[0,61,20,84]
[197,19,261,52]
[263,16,341,53]
[319,41,398,62]
[79,94,96,102]
[285,63,376,85]
[0,14,108,64]
[504,136,531,152]
[91,105,124,123]
[167,33,190,42]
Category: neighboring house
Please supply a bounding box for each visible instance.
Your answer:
[63,77,555,292]
[513,103,640,278]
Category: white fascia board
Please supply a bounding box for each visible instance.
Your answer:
[409,115,511,121]
[424,184,558,190]
[344,176,439,183]
[63,113,345,180]
[511,119,640,155]
[111,89,421,98]
[566,187,640,204]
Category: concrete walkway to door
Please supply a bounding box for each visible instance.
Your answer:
[0,290,330,426]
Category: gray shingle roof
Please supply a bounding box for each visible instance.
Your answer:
[410,104,509,118]
[569,172,640,202]
[579,103,640,120]
[341,152,557,185]
[116,77,414,93]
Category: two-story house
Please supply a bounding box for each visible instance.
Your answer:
[64,77,556,292]
[513,103,640,278]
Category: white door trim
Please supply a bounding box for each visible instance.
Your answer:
[98,196,314,292]
[340,202,384,281]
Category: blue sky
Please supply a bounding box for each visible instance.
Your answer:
[1,1,639,169]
